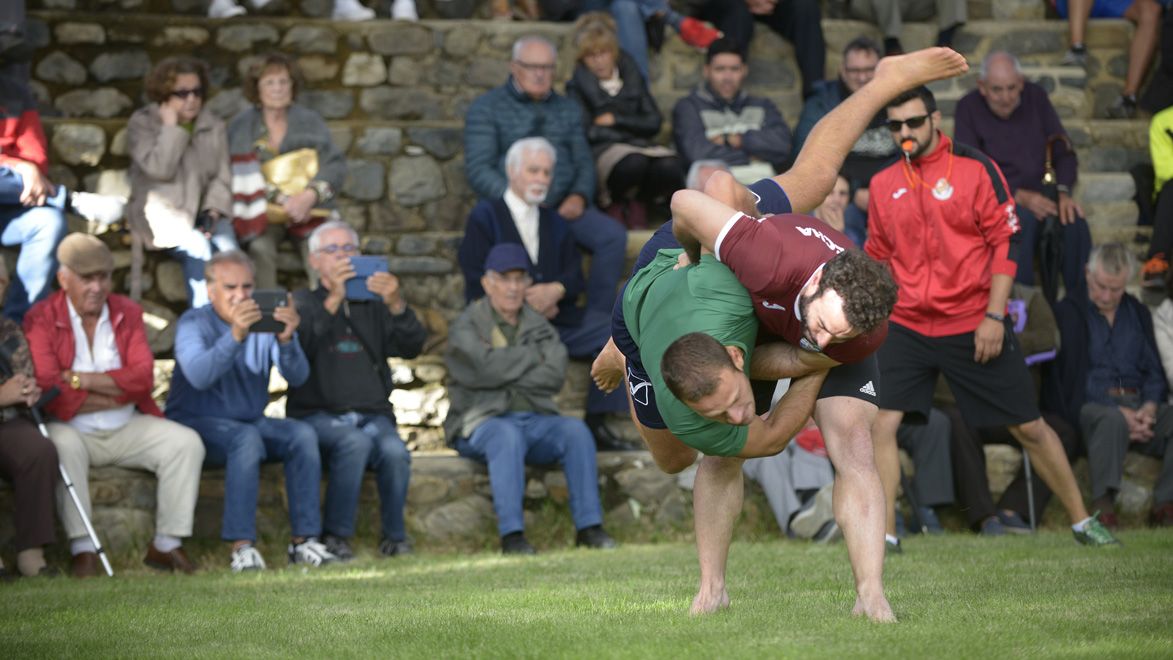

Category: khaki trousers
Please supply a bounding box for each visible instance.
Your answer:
[48,414,205,541]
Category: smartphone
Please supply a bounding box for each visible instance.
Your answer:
[346,255,389,301]
[249,288,288,333]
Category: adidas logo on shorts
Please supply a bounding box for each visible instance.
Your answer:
[859,381,876,397]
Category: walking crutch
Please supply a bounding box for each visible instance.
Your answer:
[0,339,114,576]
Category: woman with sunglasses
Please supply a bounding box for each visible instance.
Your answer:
[127,56,236,308]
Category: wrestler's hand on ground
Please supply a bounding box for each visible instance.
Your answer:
[591,337,625,394]
[973,317,1004,364]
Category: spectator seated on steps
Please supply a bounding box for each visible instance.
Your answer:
[565,12,684,229]
[207,0,415,22]
[286,220,427,561]
[444,243,617,555]
[165,250,337,573]
[25,234,205,578]
[228,52,347,291]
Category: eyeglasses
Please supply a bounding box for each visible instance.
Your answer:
[169,87,204,100]
[886,114,931,132]
[514,60,556,74]
[844,66,876,76]
[316,243,359,255]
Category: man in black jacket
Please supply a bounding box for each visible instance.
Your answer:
[289,220,427,560]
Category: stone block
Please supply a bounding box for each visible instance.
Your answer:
[329,126,352,153]
[422,495,495,540]
[356,127,403,155]
[989,29,1065,57]
[151,26,211,48]
[36,51,87,85]
[343,159,386,202]
[443,25,481,57]
[359,87,443,120]
[140,299,177,355]
[343,53,388,87]
[614,466,676,506]
[204,89,250,122]
[387,256,453,276]
[54,22,105,45]
[54,88,133,118]
[1079,174,1135,203]
[216,24,281,53]
[406,127,462,160]
[299,89,354,120]
[92,169,131,198]
[396,234,437,256]
[297,55,340,82]
[525,478,547,500]
[388,57,422,86]
[50,123,106,166]
[368,24,433,55]
[464,58,510,88]
[90,50,152,83]
[407,473,452,506]
[281,25,338,54]
[155,260,188,304]
[389,154,446,206]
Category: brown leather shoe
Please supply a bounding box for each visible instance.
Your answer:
[72,552,98,578]
[144,544,197,575]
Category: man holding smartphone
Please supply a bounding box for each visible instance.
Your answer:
[287,220,427,560]
[166,250,339,572]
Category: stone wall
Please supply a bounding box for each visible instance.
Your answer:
[20,12,1148,343]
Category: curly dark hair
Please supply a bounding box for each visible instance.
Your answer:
[887,85,937,114]
[662,332,737,403]
[242,52,304,105]
[143,56,210,104]
[816,249,898,335]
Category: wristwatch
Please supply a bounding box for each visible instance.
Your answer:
[69,372,82,390]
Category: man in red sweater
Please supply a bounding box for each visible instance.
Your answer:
[865,85,1117,548]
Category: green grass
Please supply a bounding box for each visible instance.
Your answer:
[3,531,1172,658]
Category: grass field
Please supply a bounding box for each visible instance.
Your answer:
[3,530,1171,658]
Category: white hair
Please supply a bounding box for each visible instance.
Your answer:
[685,159,731,191]
[308,219,360,253]
[512,35,557,61]
[1087,243,1138,279]
[505,137,557,176]
[979,51,1023,80]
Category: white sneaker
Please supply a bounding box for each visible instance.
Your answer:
[208,0,247,18]
[288,537,339,567]
[789,482,836,540]
[332,0,376,21]
[230,544,266,572]
[390,0,419,20]
[70,191,126,226]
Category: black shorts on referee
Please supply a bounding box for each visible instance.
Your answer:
[876,320,1039,427]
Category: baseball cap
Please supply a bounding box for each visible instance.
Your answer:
[484,243,531,274]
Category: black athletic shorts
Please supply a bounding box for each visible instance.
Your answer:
[611,222,680,430]
[876,320,1039,426]
[751,353,881,414]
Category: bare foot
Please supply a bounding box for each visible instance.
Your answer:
[591,337,625,393]
[873,47,969,94]
[852,594,897,623]
[690,587,731,615]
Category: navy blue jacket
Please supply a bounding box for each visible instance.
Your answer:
[458,198,585,326]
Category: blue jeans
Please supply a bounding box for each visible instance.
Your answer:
[177,415,322,543]
[454,412,604,536]
[609,0,668,81]
[164,219,238,308]
[555,309,627,415]
[301,411,411,542]
[0,172,67,323]
[566,207,626,316]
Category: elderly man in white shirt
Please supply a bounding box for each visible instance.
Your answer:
[457,137,629,450]
[23,233,205,578]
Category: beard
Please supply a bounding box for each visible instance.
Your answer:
[523,185,548,205]
[798,292,816,345]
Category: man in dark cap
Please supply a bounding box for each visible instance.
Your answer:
[23,233,205,577]
[444,243,616,555]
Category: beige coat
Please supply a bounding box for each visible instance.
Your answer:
[126,104,231,249]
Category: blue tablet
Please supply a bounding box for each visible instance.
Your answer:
[346,255,389,301]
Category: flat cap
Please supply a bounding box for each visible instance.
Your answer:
[57,233,114,276]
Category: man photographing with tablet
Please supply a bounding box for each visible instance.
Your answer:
[287,220,427,561]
